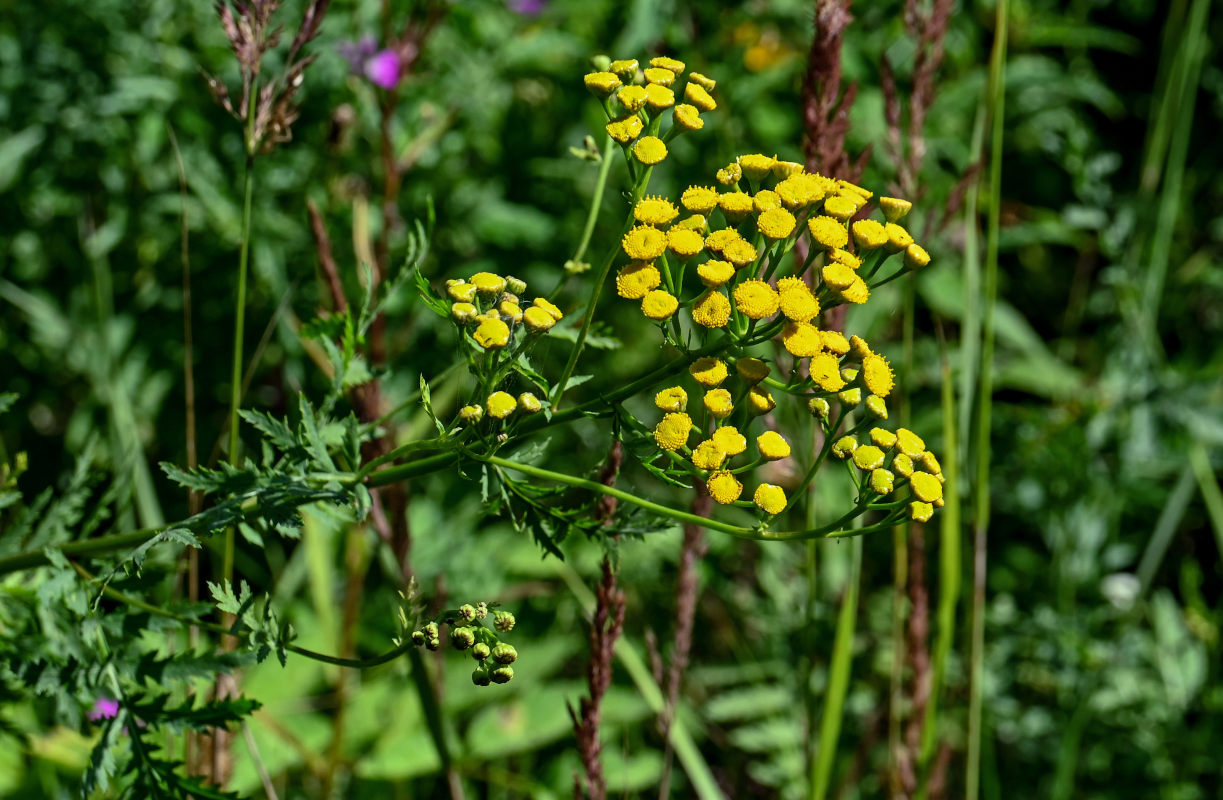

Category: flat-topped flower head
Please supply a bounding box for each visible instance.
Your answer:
[774,173,825,208]
[667,227,705,258]
[654,412,692,450]
[518,393,543,413]
[703,227,740,253]
[910,471,943,503]
[852,444,885,471]
[865,394,889,419]
[681,186,719,214]
[758,207,797,240]
[673,103,704,131]
[641,289,679,320]
[777,276,819,322]
[884,222,913,253]
[718,191,754,222]
[650,55,685,73]
[737,153,776,182]
[808,396,831,419]
[634,196,679,226]
[533,297,562,321]
[852,219,888,251]
[735,357,770,384]
[823,195,858,222]
[753,190,782,213]
[820,330,850,355]
[623,225,667,260]
[910,501,934,523]
[829,248,861,270]
[697,259,736,288]
[644,83,675,111]
[840,366,858,383]
[616,84,648,112]
[708,471,743,504]
[692,290,732,328]
[713,426,747,456]
[703,388,734,418]
[904,243,931,270]
[870,468,895,495]
[616,261,661,299]
[753,484,787,515]
[609,58,639,80]
[499,300,523,323]
[880,196,912,222]
[685,82,716,112]
[722,238,758,268]
[734,280,780,319]
[691,439,726,470]
[809,352,846,392]
[689,71,716,90]
[473,317,511,349]
[606,114,644,144]
[893,452,914,478]
[849,334,873,360]
[838,387,862,406]
[487,391,517,419]
[837,179,872,199]
[633,136,668,165]
[655,386,687,411]
[862,353,895,397]
[644,67,675,86]
[747,386,776,415]
[584,71,622,96]
[822,262,856,290]
[772,159,804,179]
[451,302,477,323]
[690,356,728,387]
[523,305,557,332]
[781,321,822,357]
[808,215,849,250]
[921,451,943,479]
[676,214,707,232]
[459,404,484,423]
[757,431,791,460]
[831,436,858,459]
[471,272,507,295]
[836,275,870,304]
[715,162,742,186]
[896,428,926,459]
[448,281,477,302]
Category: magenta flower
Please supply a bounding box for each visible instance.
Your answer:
[339,36,402,90]
[508,0,547,14]
[89,697,120,722]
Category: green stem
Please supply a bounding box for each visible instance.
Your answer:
[0,528,159,574]
[225,150,256,585]
[572,137,617,266]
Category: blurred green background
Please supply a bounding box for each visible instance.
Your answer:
[1,0,1221,797]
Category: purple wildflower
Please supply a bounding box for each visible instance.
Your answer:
[508,0,546,14]
[338,36,403,90]
[89,697,120,722]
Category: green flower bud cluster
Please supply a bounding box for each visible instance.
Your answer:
[407,600,521,688]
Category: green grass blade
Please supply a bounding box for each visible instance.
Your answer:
[809,536,861,800]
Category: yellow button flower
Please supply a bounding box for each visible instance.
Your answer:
[470,272,507,295]
[667,227,705,258]
[837,179,872,199]
[622,226,667,260]
[836,275,870,305]
[747,386,776,415]
[775,173,825,208]
[808,397,831,419]
[733,280,779,319]
[808,215,849,250]
[650,55,685,73]
[644,83,675,111]
[772,159,803,179]
[654,412,692,451]
[697,259,736,288]
[735,357,770,384]
[921,451,943,479]
[451,302,477,323]
[821,261,856,290]
[499,300,523,323]
[533,297,563,321]
[756,431,791,460]
[870,427,897,449]
[870,468,895,495]
[838,387,862,406]
[737,153,776,182]
[754,190,782,213]
[840,366,858,382]
[584,71,622,96]
[606,114,644,144]
[447,281,476,302]
[615,261,661,299]
[617,85,648,112]
[685,82,716,112]
[862,353,894,398]
[634,196,679,226]
[753,484,787,515]
[459,404,484,422]
[722,238,758,268]
[487,391,516,419]
[691,439,727,470]
[609,59,639,79]
[910,501,934,523]
[633,136,668,165]
[703,227,740,253]
[655,386,687,412]
[523,306,557,332]
[782,321,822,357]
[896,428,926,458]
[880,196,912,222]
[673,103,704,131]
[852,219,888,251]
[676,213,707,232]
[829,248,861,270]
[904,243,931,270]
[885,222,913,253]
[644,67,675,86]
[831,436,858,459]
[717,191,754,222]
[757,207,797,240]
[689,357,728,387]
[473,317,511,349]
[641,289,679,320]
[681,186,720,214]
[708,470,743,504]
[715,162,742,186]
[852,445,885,471]
[865,394,888,419]
[910,472,943,503]
[518,393,542,413]
[820,330,849,355]
[713,426,747,456]
[893,452,914,478]
[822,195,858,222]
[777,276,819,322]
[689,71,716,90]
[692,290,731,328]
[703,388,734,419]
[810,352,846,392]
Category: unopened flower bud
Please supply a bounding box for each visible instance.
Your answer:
[472,643,491,661]
[410,630,426,646]
[472,668,491,687]
[459,405,484,423]
[808,397,831,420]
[492,643,518,665]
[451,627,476,650]
[475,602,489,620]
[494,611,516,632]
[490,666,515,684]
[457,604,478,623]
[505,276,527,295]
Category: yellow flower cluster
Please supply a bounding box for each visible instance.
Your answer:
[446,273,564,350]
[831,423,946,523]
[648,356,799,516]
